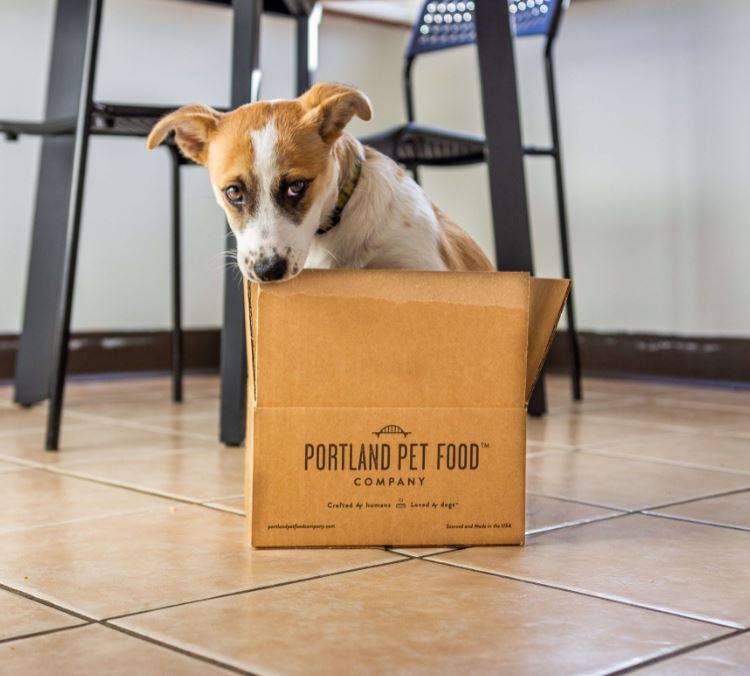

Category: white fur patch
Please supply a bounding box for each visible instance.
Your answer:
[250,118,279,226]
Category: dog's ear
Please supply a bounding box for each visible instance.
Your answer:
[146,104,222,164]
[299,83,373,144]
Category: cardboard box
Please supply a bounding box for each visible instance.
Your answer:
[244,269,569,548]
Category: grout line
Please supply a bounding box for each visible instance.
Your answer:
[29,465,209,509]
[0,582,95,624]
[525,511,629,536]
[655,397,750,414]
[526,490,634,511]
[0,507,175,536]
[105,556,410,623]
[0,582,250,674]
[580,412,710,435]
[386,547,462,559]
[638,485,750,512]
[0,456,232,513]
[62,410,218,442]
[524,490,637,512]
[419,557,744,630]
[582,446,750,476]
[545,396,646,418]
[641,511,750,534]
[100,623,252,675]
[0,622,93,646]
[526,511,635,538]
[606,627,750,675]
[202,503,245,516]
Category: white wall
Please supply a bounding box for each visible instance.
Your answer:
[1,0,748,337]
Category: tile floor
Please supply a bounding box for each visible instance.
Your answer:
[0,373,748,674]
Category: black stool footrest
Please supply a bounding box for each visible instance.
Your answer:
[360,122,487,167]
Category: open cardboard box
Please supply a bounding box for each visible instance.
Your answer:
[244,269,569,548]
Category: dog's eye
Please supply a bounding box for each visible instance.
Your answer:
[224,185,243,204]
[287,179,308,198]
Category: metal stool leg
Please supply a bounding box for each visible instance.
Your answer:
[295,3,320,95]
[475,0,547,416]
[403,56,422,185]
[220,0,262,446]
[45,0,104,451]
[545,46,582,401]
[169,146,184,403]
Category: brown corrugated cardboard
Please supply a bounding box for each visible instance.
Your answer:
[245,269,569,548]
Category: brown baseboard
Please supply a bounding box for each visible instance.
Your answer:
[1,328,747,386]
[0,329,221,381]
[547,331,750,384]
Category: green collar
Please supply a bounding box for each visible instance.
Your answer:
[316,157,362,236]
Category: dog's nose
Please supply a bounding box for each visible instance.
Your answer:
[254,256,288,282]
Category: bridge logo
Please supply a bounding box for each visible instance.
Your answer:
[372,424,411,438]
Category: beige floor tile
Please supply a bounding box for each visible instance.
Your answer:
[0,470,170,534]
[591,432,750,474]
[132,411,221,439]
[587,401,750,433]
[653,388,750,410]
[0,503,398,619]
[0,421,215,467]
[579,377,711,400]
[67,397,219,423]
[0,459,27,473]
[651,490,750,531]
[0,404,87,435]
[63,447,244,501]
[204,496,245,515]
[115,559,725,675]
[525,493,621,533]
[639,631,750,674]
[59,375,218,408]
[526,415,676,449]
[434,514,750,627]
[527,450,750,510]
[0,624,227,675]
[0,589,83,641]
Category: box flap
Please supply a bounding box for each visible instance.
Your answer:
[244,281,260,404]
[526,277,571,402]
[252,269,531,409]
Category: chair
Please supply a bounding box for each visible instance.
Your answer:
[0,0,318,450]
[361,0,582,401]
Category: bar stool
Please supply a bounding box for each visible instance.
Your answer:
[361,0,582,401]
[0,0,319,450]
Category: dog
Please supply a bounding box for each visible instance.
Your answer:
[147,83,493,282]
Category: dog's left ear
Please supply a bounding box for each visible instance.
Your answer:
[146,104,223,164]
[299,83,373,143]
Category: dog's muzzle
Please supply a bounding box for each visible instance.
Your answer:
[254,255,288,282]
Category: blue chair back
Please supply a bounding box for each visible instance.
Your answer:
[406,0,561,59]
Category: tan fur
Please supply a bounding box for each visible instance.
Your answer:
[434,205,494,271]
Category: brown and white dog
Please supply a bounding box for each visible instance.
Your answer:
[147,83,493,282]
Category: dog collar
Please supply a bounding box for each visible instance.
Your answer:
[316,157,362,236]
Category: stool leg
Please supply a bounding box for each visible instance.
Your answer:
[220,0,262,446]
[295,4,320,95]
[45,0,104,451]
[545,48,582,401]
[169,147,183,403]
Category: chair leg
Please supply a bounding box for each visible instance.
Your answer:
[409,164,421,185]
[545,48,582,401]
[169,147,183,403]
[295,4,320,95]
[220,0,262,446]
[46,0,104,451]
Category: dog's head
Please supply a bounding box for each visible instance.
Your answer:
[147,83,372,282]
